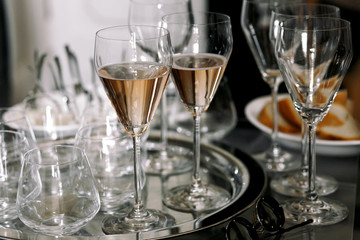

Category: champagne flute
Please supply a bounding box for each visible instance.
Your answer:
[275,17,352,225]
[241,0,301,172]
[94,25,175,233]
[161,12,233,213]
[269,3,341,197]
[128,0,192,175]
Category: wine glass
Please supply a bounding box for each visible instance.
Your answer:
[94,25,175,233]
[268,3,341,197]
[241,0,301,172]
[161,12,233,213]
[128,0,192,175]
[17,145,101,235]
[74,121,137,213]
[0,130,30,224]
[275,17,352,225]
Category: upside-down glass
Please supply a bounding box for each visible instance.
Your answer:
[275,17,352,225]
[75,121,136,213]
[241,0,301,172]
[17,145,101,235]
[0,130,30,224]
[161,12,233,213]
[128,0,192,175]
[94,25,175,233]
[269,3,340,197]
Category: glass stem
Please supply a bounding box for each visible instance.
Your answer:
[301,121,309,176]
[160,89,168,155]
[130,134,147,218]
[269,78,281,156]
[306,123,318,202]
[191,114,204,192]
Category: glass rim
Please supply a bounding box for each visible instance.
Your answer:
[76,122,129,141]
[280,17,351,31]
[95,25,170,41]
[0,130,27,147]
[24,144,84,166]
[161,11,231,26]
[272,3,340,17]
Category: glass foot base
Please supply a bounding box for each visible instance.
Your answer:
[253,149,301,172]
[270,173,338,197]
[282,197,348,226]
[102,209,175,234]
[163,184,231,213]
[143,145,192,175]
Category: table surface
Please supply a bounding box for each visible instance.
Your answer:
[221,119,359,240]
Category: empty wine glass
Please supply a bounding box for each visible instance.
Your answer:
[0,130,30,224]
[17,145,101,235]
[161,12,233,213]
[275,17,352,225]
[94,25,175,233]
[128,0,192,175]
[241,0,301,172]
[269,3,341,197]
[74,121,137,213]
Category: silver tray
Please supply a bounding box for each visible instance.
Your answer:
[0,135,266,239]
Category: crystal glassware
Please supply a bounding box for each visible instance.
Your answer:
[0,130,30,224]
[241,0,301,172]
[94,25,175,233]
[128,0,192,175]
[16,145,101,235]
[275,16,352,225]
[74,121,138,213]
[269,3,341,197]
[161,12,233,213]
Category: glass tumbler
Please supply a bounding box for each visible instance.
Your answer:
[16,145,100,236]
[75,121,139,213]
[0,130,30,224]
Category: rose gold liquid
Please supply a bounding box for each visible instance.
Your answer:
[98,62,170,135]
[172,53,227,115]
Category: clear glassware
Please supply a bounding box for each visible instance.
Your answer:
[23,91,80,144]
[75,121,139,213]
[269,3,340,197]
[94,25,175,233]
[161,12,233,213]
[128,0,192,175]
[241,0,301,172]
[0,130,30,225]
[275,17,352,225]
[0,107,37,148]
[167,76,238,143]
[16,145,101,235]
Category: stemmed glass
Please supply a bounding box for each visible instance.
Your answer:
[128,0,192,175]
[268,3,341,197]
[241,0,301,172]
[94,25,175,233]
[275,17,352,225]
[161,12,233,213]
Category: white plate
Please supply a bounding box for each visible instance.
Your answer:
[245,94,360,156]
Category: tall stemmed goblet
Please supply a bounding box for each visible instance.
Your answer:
[161,12,233,213]
[275,17,352,225]
[241,0,301,172]
[269,3,340,197]
[94,25,175,233]
[128,0,192,175]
